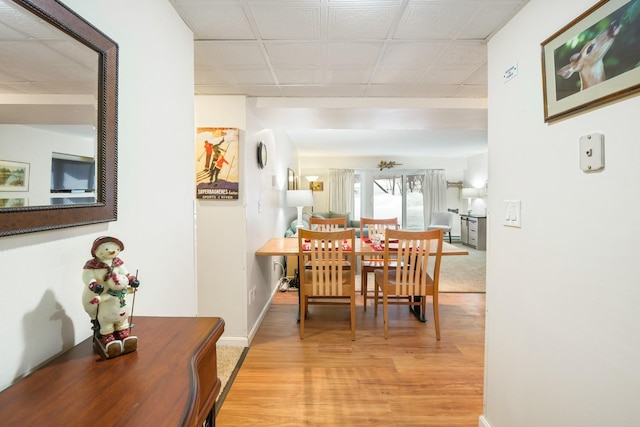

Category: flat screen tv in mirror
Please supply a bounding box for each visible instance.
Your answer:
[0,0,118,237]
[51,154,96,194]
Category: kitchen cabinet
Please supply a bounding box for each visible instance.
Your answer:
[460,214,486,250]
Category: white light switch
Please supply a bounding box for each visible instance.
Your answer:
[504,200,521,228]
[579,133,604,172]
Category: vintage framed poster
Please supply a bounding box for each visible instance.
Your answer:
[0,160,30,192]
[541,0,640,122]
[195,127,239,200]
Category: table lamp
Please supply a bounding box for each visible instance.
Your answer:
[286,189,313,232]
[461,187,481,215]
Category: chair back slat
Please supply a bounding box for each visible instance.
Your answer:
[309,216,348,231]
[299,228,354,297]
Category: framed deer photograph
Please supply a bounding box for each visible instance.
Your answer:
[541,0,640,122]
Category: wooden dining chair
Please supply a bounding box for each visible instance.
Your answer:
[308,216,351,270]
[298,228,356,340]
[309,216,348,231]
[374,228,443,339]
[359,217,399,311]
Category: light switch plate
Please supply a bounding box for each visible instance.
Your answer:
[579,133,604,172]
[504,200,521,228]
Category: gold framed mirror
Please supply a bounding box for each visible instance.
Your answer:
[0,0,118,237]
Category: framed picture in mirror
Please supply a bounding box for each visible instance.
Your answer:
[287,168,296,190]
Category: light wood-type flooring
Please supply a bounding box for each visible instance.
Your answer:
[217,290,485,426]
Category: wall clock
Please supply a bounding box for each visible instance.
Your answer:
[257,141,267,169]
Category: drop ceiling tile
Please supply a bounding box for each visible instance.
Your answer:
[454,84,488,98]
[282,85,367,97]
[326,42,383,66]
[409,84,461,98]
[195,84,283,97]
[327,4,397,40]
[174,3,254,39]
[273,68,324,85]
[422,67,475,85]
[195,67,275,85]
[195,41,267,67]
[365,84,418,97]
[249,4,321,39]
[372,67,424,85]
[264,42,323,67]
[394,3,474,40]
[459,2,529,39]
[379,42,446,67]
[438,42,486,67]
[464,66,487,85]
[327,68,372,84]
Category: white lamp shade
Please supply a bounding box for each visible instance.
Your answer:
[286,190,313,207]
[461,187,481,199]
[305,175,319,182]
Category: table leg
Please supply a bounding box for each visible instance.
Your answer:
[409,296,426,322]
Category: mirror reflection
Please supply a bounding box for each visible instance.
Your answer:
[0,0,99,208]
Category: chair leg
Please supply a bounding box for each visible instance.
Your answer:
[433,294,440,340]
[374,280,379,316]
[383,292,389,339]
[448,231,452,244]
[299,294,306,339]
[361,269,368,311]
[350,296,356,341]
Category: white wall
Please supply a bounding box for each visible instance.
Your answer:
[0,125,95,206]
[0,0,196,391]
[195,97,297,345]
[483,0,640,425]
[195,96,247,342]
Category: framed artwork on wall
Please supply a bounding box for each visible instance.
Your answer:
[0,197,27,207]
[195,127,239,200]
[310,181,323,192]
[287,168,296,190]
[0,160,30,192]
[541,0,640,122]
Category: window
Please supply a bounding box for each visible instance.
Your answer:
[355,170,424,229]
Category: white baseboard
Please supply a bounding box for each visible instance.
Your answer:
[217,284,282,347]
[479,415,491,427]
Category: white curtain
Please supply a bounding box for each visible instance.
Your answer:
[329,169,354,214]
[422,169,447,226]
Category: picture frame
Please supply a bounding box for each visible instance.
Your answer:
[0,198,27,207]
[310,181,323,192]
[541,0,640,122]
[287,168,296,190]
[0,160,30,192]
[195,127,240,200]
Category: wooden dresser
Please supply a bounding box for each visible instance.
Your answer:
[0,316,224,427]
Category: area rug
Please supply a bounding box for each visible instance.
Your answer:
[357,243,486,293]
[438,243,485,293]
[215,345,248,414]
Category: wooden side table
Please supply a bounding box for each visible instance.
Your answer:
[0,316,224,427]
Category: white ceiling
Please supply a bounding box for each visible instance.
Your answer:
[169,0,531,158]
[0,0,530,158]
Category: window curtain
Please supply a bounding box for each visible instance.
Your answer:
[422,169,447,226]
[329,169,354,214]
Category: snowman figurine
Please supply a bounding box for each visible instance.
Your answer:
[82,236,140,359]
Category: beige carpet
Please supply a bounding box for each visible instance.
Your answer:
[438,243,486,293]
[215,345,247,414]
[358,243,485,293]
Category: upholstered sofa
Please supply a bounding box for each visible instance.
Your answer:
[284,211,360,237]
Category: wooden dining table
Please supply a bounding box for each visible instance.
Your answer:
[256,236,468,322]
[256,237,469,257]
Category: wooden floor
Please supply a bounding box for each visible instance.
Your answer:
[217,290,485,426]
